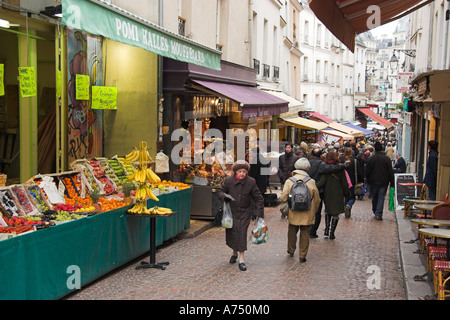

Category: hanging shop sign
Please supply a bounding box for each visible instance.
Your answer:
[91,86,118,110]
[62,0,221,71]
[0,64,4,97]
[18,67,37,98]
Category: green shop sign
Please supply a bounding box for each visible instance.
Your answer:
[62,0,221,71]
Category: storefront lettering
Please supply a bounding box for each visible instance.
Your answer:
[170,40,205,64]
[115,18,140,42]
[142,29,169,52]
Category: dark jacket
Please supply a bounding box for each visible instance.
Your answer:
[217,175,264,252]
[316,167,350,215]
[249,151,269,194]
[278,152,299,184]
[308,157,345,193]
[423,149,438,189]
[345,157,365,187]
[366,151,395,188]
[393,157,407,173]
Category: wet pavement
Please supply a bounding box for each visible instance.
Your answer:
[64,191,434,301]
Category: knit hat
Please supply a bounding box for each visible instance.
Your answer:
[232,160,250,172]
[294,158,310,171]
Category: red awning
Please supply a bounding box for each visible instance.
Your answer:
[356,107,393,130]
[308,0,429,52]
[190,80,289,119]
[308,111,334,124]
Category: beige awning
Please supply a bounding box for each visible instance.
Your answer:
[281,116,329,131]
[328,122,364,137]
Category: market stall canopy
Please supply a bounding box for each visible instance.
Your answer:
[342,122,375,136]
[281,116,329,131]
[190,80,289,120]
[262,90,305,117]
[308,0,426,52]
[328,121,364,137]
[61,0,221,70]
[307,111,334,124]
[320,128,354,141]
[356,107,394,131]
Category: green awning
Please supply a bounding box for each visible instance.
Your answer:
[62,0,221,70]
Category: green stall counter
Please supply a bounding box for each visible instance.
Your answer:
[0,188,192,300]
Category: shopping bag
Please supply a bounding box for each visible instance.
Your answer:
[389,187,395,212]
[249,218,269,244]
[221,202,233,228]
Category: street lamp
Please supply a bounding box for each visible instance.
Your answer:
[389,53,399,71]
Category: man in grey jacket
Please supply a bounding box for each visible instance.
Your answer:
[366,142,395,220]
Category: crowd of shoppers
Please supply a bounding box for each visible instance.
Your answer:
[217,135,438,271]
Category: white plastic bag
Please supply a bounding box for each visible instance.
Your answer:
[249,218,269,244]
[155,151,170,173]
[221,202,233,229]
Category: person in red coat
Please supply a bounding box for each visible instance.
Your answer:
[217,160,264,271]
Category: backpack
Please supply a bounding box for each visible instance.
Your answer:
[288,176,312,211]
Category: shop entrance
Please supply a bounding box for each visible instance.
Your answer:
[0,25,56,184]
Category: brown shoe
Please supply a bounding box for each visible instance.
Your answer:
[299,258,307,263]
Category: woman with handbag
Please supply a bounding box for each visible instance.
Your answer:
[316,151,350,240]
[217,160,264,271]
[343,148,364,217]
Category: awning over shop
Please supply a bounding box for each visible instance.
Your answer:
[307,111,334,124]
[356,107,394,131]
[281,116,329,131]
[308,0,426,52]
[328,122,364,137]
[190,80,289,120]
[263,90,304,117]
[342,123,375,136]
[320,128,354,141]
[61,0,222,70]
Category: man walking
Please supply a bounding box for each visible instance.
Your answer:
[366,142,395,220]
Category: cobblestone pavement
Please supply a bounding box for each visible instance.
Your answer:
[65,196,405,300]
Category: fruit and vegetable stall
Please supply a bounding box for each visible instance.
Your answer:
[0,143,192,300]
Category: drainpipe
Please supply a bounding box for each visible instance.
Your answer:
[248,0,253,68]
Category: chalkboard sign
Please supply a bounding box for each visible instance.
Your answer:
[394,173,417,210]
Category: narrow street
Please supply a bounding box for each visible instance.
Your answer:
[65,195,405,300]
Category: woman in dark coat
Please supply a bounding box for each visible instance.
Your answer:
[218,160,264,271]
[316,151,350,240]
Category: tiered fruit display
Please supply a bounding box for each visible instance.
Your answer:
[27,185,52,212]
[127,142,167,215]
[98,158,121,186]
[107,158,129,184]
[0,189,24,217]
[87,160,117,195]
[152,180,190,190]
[11,185,40,216]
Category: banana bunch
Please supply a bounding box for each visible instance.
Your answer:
[125,147,139,162]
[128,201,146,214]
[146,206,173,215]
[128,203,173,215]
[135,186,159,202]
[127,168,161,184]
